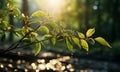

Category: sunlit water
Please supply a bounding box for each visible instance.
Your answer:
[0,51,120,72]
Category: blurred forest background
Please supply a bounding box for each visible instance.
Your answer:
[0,0,120,58]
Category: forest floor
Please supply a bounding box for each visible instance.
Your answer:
[0,47,120,72]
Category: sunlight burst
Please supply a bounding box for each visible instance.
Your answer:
[46,0,62,7]
[35,0,67,16]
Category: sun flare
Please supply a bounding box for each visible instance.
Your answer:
[35,0,67,16]
[46,0,63,7]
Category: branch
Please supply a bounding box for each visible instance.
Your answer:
[2,24,41,53]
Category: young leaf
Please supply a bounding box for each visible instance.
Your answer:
[66,38,73,52]
[95,37,112,48]
[72,37,81,48]
[15,32,21,37]
[39,34,52,40]
[86,28,95,37]
[78,32,85,38]
[39,26,49,34]
[51,37,56,45]
[7,3,14,10]
[43,34,52,38]
[45,22,60,33]
[80,39,89,51]
[31,10,46,18]
[34,43,41,56]
[31,32,38,37]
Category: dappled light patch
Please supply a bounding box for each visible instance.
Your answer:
[0,51,120,72]
[0,53,74,72]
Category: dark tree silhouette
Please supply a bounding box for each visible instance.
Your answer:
[22,0,29,16]
[111,0,120,41]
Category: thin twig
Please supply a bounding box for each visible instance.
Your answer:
[17,38,50,48]
[2,24,41,53]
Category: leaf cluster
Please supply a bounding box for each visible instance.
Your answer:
[0,1,111,55]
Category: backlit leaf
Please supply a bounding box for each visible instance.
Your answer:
[72,37,81,48]
[45,22,59,33]
[31,32,38,37]
[34,43,41,56]
[65,30,75,35]
[39,26,49,34]
[7,3,14,10]
[31,10,46,18]
[51,38,56,45]
[23,38,31,42]
[45,22,59,29]
[15,32,21,37]
[86,28,95,37]
[95,37,112,48]
[40,34,52,40]
[66,38,73,52]
[43,34,52,38]
[80,39,89,51]
[78,32,85,38]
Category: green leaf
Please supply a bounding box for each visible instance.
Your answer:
[43,34,52,38]
[80,39,89,51]
[23,38,31,43]
[95,37,112,48]
[65,30,75,35]
[78,32,85,38]
[45,22,60,34]
[2,21,8,27]
[31,10,46,18]
[31,32,38,37]
[15,32,21,37]
[34,43,41,56]
[86,28,95,37]
[7,3,14,10]
[13,8,21,16]
[60,21,67,28]
[72,37,81,48]
[40,34,52,40]
[51,38,56,45]
[45,22,59,29]
[15,28,25,36]
[62,33,69,37]
[39,26,49,34]
[66,38,73,51]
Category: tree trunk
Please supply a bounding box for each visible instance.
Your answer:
[22,0,29,16]
[111,0,120,41]
[96,0,102,33]
[84,0,90,30]
[9,12,14,41]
